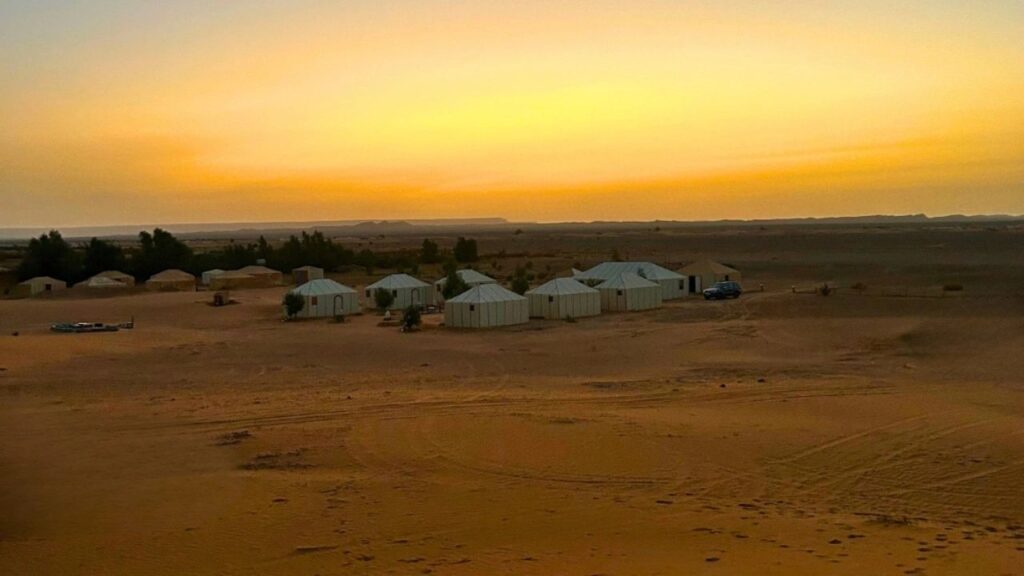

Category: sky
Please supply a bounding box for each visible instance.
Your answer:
[1,0,1022,226]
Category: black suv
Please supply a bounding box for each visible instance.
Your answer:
[703,281,742,300]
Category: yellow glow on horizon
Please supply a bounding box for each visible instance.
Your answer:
[1,1,1022,225]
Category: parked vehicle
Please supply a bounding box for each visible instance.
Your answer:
[703,281,743,300]
[51,322,120,333]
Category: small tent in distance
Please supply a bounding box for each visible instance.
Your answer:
[17,276,67,297]
[288,279,360,319]
[434,269,496,301]
[679,258,742,294]
[596,273,663,312]
[365,273,432,310]
[94,270,135,287]
[292,265,324,285]
[235,265,283,287]
[445,284,528,328]
[526,278,600,319]
[146,269,196,291]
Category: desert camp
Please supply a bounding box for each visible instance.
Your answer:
[3,1,1024,572]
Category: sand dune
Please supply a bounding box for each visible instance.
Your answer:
[1,261,1023,574]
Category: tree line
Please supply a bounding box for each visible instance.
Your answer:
[15,229,481,284]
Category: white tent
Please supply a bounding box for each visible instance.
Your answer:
[434,269,497,301]
[18,276,67,296]
[576,261,687,299]
[292,265,324,285]
[79,275,129,289]
[146,269,196,291]
[596,273,663,312]
[526,278,600,319]
[201,269,225,285]
[365,273,432,310]
[445,284,529,328]
[679,258,742,293]
[94,270,135,287]
[288,279,360,318]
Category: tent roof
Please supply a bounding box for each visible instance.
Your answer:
[595,272,660,290]
[82,276,127,288]
[577,261,683,281]
[291,278,355,296]
[203,268,225,275]
[366,273,429,290]
[236,265,281,275]
[680,257,740,275]
[149,269,195,281]
[436,269,496,285]
[526,277,598,296]
[21,275,63,285]
[293,265,323,272]
[448,283,526,304]
[96,270,133,280]
[214,271,256,280]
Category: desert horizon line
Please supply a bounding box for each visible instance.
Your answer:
[2,211,1022,241]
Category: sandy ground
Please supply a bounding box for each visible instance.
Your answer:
[2,274,1024,574]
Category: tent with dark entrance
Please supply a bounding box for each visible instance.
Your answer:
[288,279,359,318]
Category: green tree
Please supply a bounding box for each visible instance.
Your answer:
[441,259,469,299]
[17,230,80,281]
[81,238,125,278]
[453,237,478,263]
[510,266,530,295]
[374,287,395,311]
[420,238,440,264]
[132,228,192,280]
[282,292,305,319]
[402,305,422,331]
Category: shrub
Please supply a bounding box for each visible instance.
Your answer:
[818,283,833,297]
[374,287,395,311]
[402,306,422,331]
[851,282,867,291]
[282,292,305,319]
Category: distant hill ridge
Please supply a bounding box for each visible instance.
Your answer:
[1,214,1021,241]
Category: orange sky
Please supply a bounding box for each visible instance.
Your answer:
[1,1,1022,226]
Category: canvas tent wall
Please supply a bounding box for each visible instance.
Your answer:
[434,269,497,301]
[78,275,130,290]
[95,270,135,287]
[209,271,262,290]
[365,273,432,310]
[526,278,600,319]
[679,258,742,293]
[444,284,529,328]
[18,276,67,296]
[596,273,663,312]
[575,261,687,299]
[292,265,324,285]
[288,279,360,318]
[201,269,225,285]
[235,265,283,286]
[146,269,195,291]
